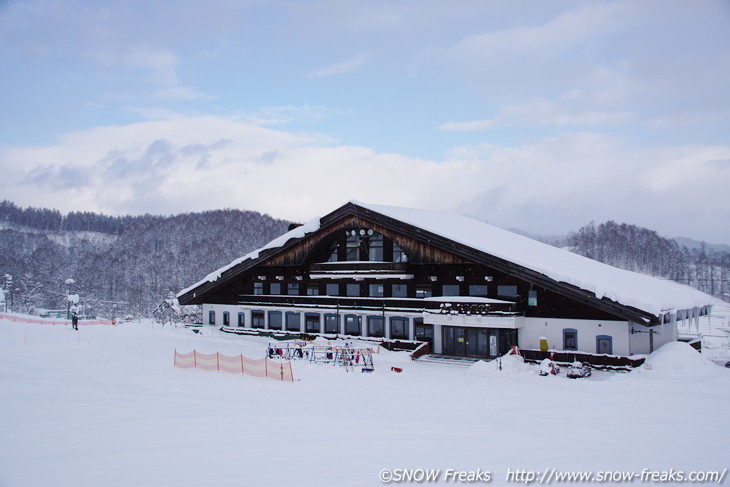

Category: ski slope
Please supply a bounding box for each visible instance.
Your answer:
[0,318,728,487]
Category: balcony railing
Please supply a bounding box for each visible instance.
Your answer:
[237,294,519,316]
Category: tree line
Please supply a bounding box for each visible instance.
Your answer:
[565,221,729,299]
[0,202,290,318]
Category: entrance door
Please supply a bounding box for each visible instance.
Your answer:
[442,326,490,358]
[465,328,488,357]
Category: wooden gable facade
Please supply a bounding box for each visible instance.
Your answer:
[178,202,694,360]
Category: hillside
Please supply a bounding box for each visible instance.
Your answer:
[566,221,730,300]
[0,201,291,317]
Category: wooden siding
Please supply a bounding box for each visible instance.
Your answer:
[264,215,468,266]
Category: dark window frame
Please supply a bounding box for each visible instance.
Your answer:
[367,315,385,338]
[389,317,409,340]
[563,328,578,351]
[268,310,282,330]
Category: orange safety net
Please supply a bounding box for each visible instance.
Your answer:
[218,353,244,374]
[173,350,294,382]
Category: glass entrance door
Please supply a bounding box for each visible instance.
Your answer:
[443,326,490,358]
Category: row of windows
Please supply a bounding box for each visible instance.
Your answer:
[224,310,412,339]
[252,282,536,303]
[563,328,613,354]
[327,230,408,263]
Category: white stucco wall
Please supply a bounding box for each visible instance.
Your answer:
[518,317,631,356]
[628,320,677,355]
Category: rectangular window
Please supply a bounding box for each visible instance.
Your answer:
[441,284,460,296]
[268,311,282,330]
[344,315,361,336]
[390,317,409,339]
[324,314,340,334]
[222,311,230,326]
[563,329,578,351]
[346,283,360,297]
[252,311,265,329]
[237,312,245,327]
[287,283,299,295]
[285,312,300,331]
[368,283,384,297]
[346,236,359,261]
[415,285,432,299]
[305,313,320,333]
[393,244,408,263]
[497,285,518,298]
[468,285,488,297]
[391,284,408,298]
[528,290,538,307]
[596,335,613,355]
[270,283,281,295]
[326,283,339,296]
[307,285,319,296]
[367,316,385,338]
[254,282,264,295]
[208,310,215,325]
[369,234,384,261]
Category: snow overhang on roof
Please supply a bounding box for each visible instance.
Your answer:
[176,215,322,299]
[178,200,714,319]
[352,201,713,318]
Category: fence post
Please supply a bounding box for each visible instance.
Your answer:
[289,361,294,382]
[193,350,197,369]
[216,352,220,371]
[280,362,284,381]
[174,349,177,368]
[265,357,268,378]
[240,354,245,374]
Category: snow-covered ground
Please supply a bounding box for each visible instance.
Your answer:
[1,317,729,487]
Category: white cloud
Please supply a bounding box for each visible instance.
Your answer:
[89,43,179,85]
[441,97,634,131]
[1,117,728,243]
[307,52,371,79]
[155,86,214,101]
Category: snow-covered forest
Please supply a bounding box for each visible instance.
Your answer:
[1,200,728,319]
[565,221,730,299]
[0,201,290,318]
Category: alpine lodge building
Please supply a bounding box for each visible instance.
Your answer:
[177,202,713,364]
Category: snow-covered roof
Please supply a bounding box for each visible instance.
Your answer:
[177,216,322,298]
[179,200,713,317]
[355,201,712,317]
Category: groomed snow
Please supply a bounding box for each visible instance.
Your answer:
[1,318,728,487]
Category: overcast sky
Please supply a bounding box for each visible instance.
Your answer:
[1,0,729,243]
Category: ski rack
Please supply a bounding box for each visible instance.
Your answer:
[306,343,375,372]
[267,341,308,361]
[267,341,375,372]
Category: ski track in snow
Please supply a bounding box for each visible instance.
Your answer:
[0,319,728,487]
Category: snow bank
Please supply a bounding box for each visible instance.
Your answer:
[470,354,533,375]
[640,342,722,378]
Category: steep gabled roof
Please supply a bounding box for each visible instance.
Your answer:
[178,201,713,320]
